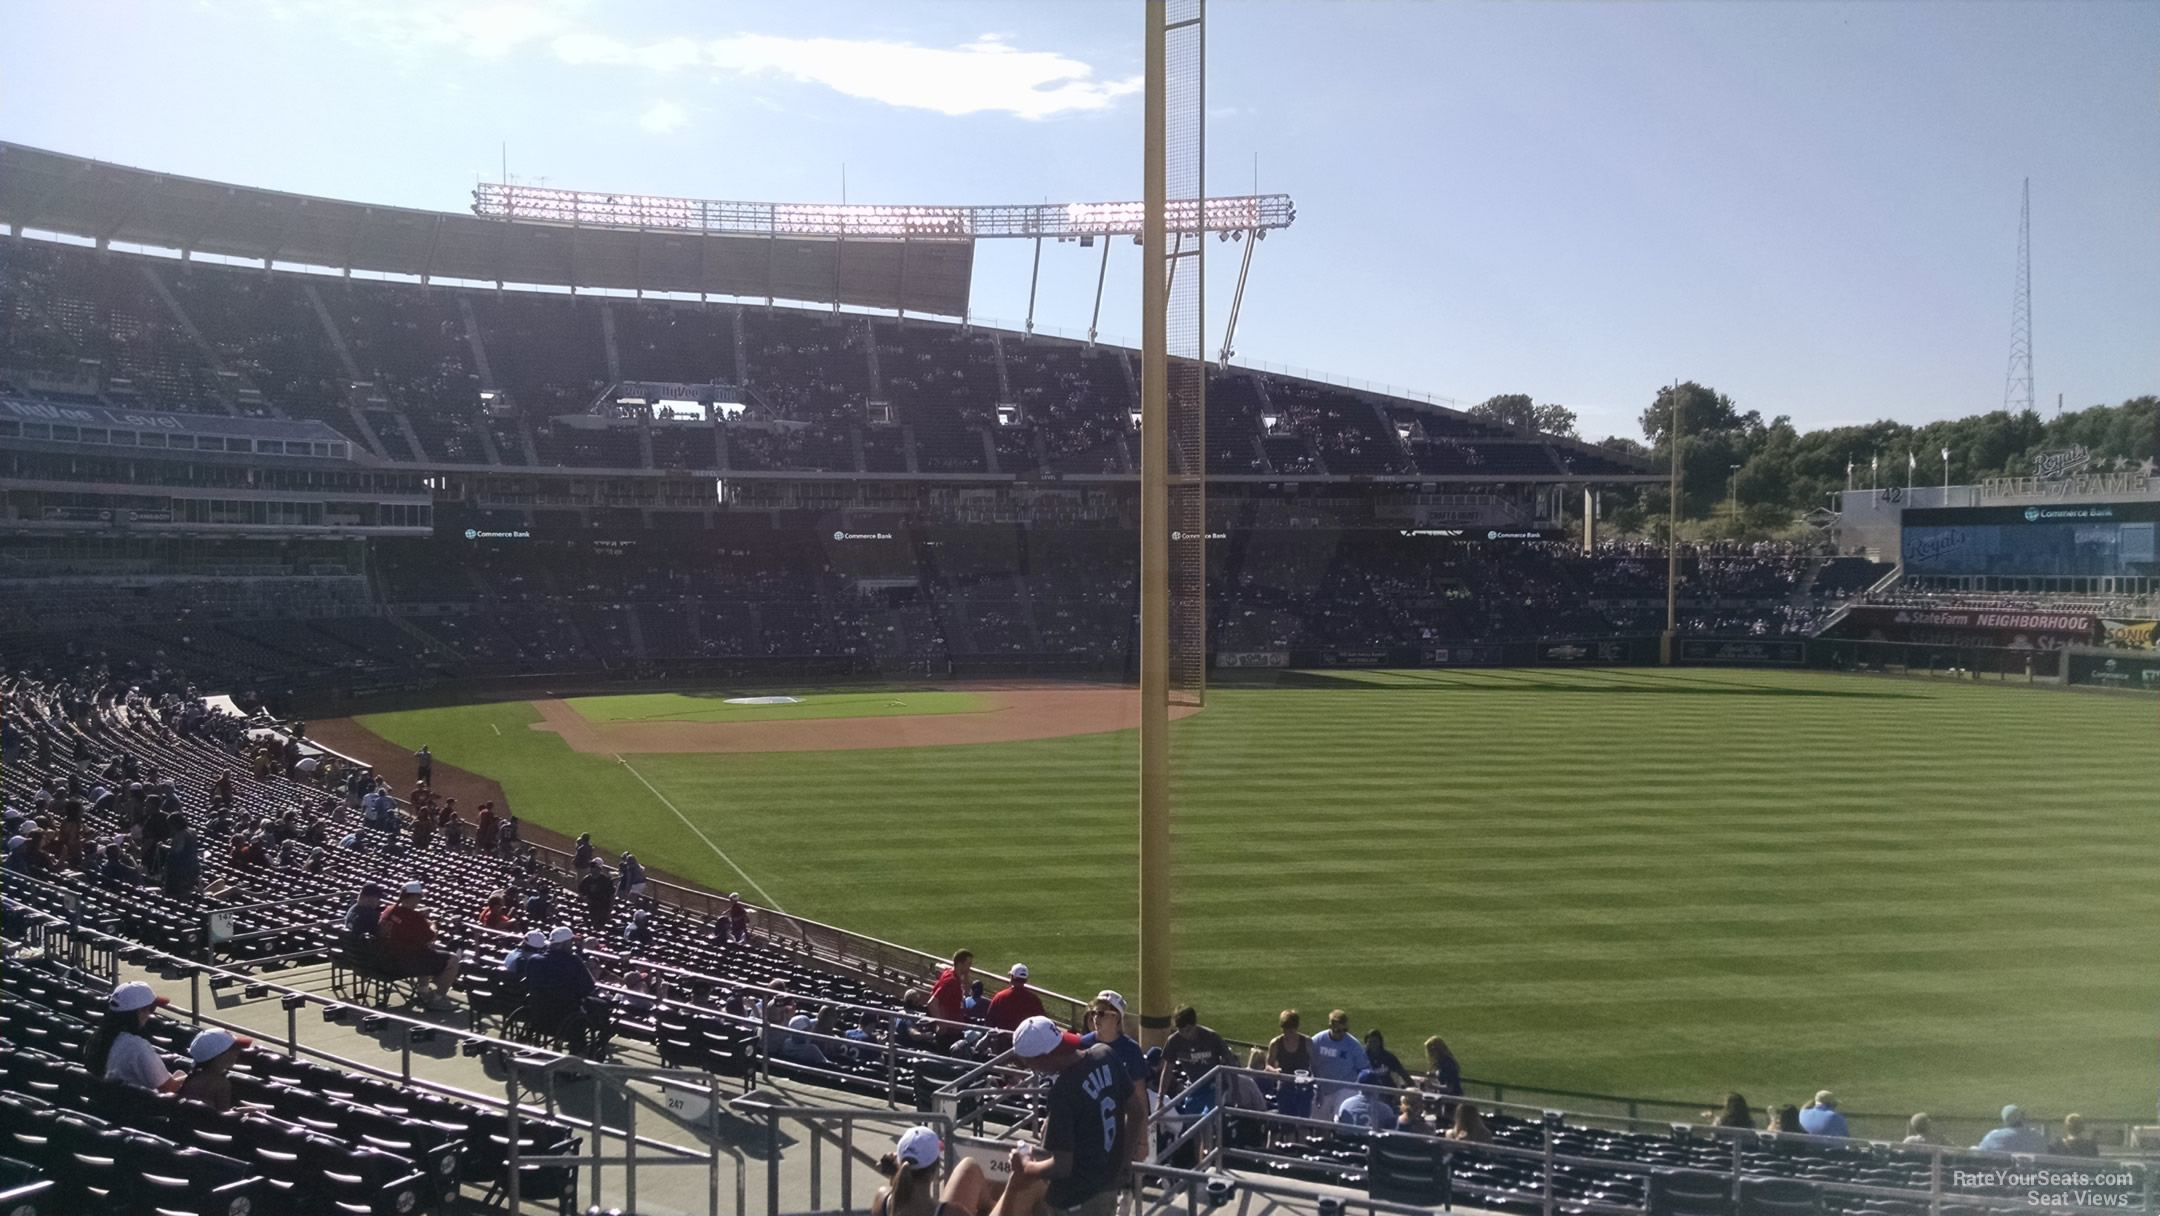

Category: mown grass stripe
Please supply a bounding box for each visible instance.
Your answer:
[358,669,2154,1117]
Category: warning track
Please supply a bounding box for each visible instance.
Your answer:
[528,686,1200,754]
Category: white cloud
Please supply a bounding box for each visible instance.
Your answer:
[703,33,1140,120]
[638,99,689,134]
[311,5,1138,121]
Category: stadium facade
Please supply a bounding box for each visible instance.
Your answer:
[2,143,2154,701]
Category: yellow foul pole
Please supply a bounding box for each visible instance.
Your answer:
[1137,0,1173,1049]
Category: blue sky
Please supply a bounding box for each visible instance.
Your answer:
[4,0,2154,441]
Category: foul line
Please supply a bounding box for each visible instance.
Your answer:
[612,752,787,915]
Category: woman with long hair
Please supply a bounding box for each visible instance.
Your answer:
[88,981,185,1093]
[1422,1036,1462,1095]
[871,1125,996,1216]
[1708,1092,1754,1129]
[1446,1102,1493,1143]
[1363,1029,1412,1088]
[1768,1105,1805,1135]
[1422,1035,1463,1121]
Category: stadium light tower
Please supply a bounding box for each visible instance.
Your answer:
[2003,178,2034,416]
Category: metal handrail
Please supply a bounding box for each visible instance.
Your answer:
[460,918,996,1045]
[1182,1067,2149,1207]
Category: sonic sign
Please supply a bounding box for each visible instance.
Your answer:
[1981,445,2150,502]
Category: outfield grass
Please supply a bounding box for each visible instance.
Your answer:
[356,669,2157,1121]
[564,689,992,724]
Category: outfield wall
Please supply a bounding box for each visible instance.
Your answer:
[293,635,2153,716]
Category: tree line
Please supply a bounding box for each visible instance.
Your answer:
[1468,389,2159,539]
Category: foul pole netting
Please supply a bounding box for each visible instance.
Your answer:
[1164,0,1208,709]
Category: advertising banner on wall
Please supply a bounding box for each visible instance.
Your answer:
[2098,619,2157,651]
[2067,651,2160,690]
[1680,638,1807,665]
[1535,639,1634,664]
[1316,649,1392,668]
[1423,645,1505,667]
[1837,606,2097,648]
[1215,652,1290,668]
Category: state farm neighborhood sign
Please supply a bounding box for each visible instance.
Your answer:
[1888,608,2093,633]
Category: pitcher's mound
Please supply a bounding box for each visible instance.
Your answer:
[530,686,1201,755]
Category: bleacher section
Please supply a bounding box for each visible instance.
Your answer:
[2,240,230,413]
[0,538,1859,701]
[1,237,1614,480]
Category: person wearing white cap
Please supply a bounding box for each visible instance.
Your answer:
[522,927,613,1053]
[872,1124,996,1216]
[987,963,1046,1032]
[1798,1090,1850,1138]
[503,928,549,979]
[1000,1016,1148,1216]
[1077,993,1148,1109]
[89,981,185,1093]
[1975,1104,2046,1154]
[177,1028,255,1112]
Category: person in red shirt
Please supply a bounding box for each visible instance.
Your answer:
[927,949,974,1041]
[987,963,1047,1031]
[378,881,459,1010]
[230,832,269,869]
[478,890,516,932]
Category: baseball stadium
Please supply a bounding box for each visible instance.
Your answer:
[2,5,2158,1216]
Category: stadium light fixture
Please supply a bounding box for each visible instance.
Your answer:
[473,182,1292,240]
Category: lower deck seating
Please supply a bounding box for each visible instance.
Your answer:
[0,953,582,1215]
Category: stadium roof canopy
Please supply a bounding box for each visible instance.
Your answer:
[0,142,977,315]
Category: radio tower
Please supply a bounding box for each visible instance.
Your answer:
[2003,177,2034,414]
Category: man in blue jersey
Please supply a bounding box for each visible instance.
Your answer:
[1798,1091,1850,1138]
[1077,991,1147,1106]
[1309,1009,1370,1121]
[997,1017,1148,1216]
